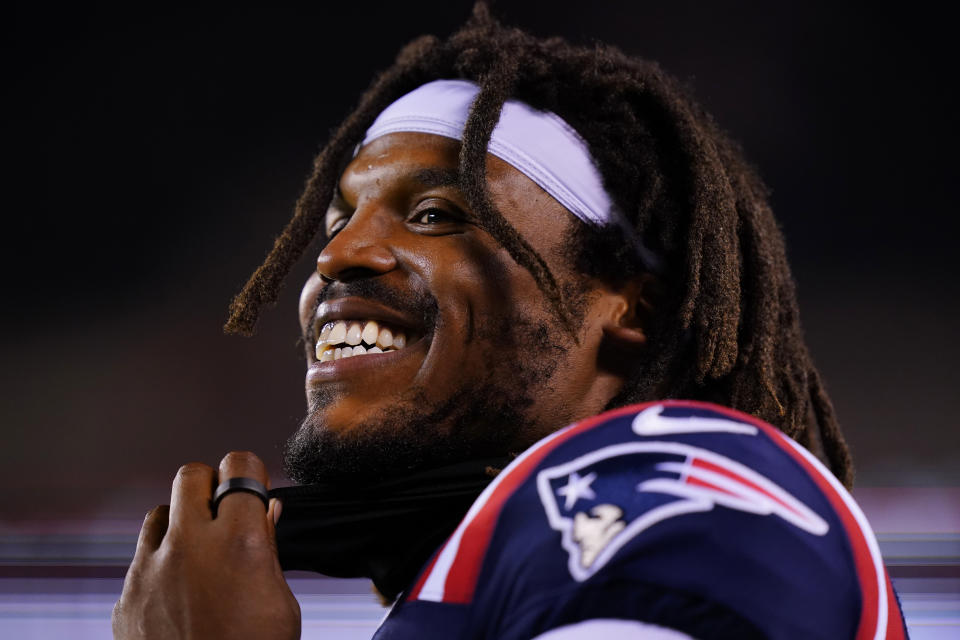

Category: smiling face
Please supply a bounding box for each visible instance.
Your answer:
[286,132,635,481]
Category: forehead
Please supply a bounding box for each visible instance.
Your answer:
[338,132,577,247]
[339,133,460,198]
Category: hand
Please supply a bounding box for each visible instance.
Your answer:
[113,451,301,639]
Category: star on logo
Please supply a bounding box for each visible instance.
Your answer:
[557,471,597,510]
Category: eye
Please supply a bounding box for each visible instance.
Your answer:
[412,207,458,225]
[326,216,349,238]
[408,198,470,232]
[324,186,353,238]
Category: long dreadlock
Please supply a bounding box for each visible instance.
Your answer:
[223,4,854,487]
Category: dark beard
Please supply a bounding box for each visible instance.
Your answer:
[283,316,567,484]
[283,385,527,482]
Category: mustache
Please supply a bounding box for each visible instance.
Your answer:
[304,278,439,343]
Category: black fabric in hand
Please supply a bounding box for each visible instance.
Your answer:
[270,458,506,601]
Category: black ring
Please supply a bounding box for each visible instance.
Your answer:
[211,477,269,514]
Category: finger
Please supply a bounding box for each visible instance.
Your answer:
[134,504,169,559]
[215,451,271,523]
[168,462,217,532]
[269,497,283,527]
[265,498,282,554]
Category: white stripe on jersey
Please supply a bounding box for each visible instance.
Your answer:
[531,619,696,640]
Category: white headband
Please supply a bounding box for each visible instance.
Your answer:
[361,79,621,228]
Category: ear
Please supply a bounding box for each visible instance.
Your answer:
[600,273,660,348]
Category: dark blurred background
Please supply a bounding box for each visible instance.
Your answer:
[2,1,957,530]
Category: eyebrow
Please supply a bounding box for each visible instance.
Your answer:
[412,167,460,189]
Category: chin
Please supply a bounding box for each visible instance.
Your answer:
[285,384,538,484]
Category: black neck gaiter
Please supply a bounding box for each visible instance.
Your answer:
[269,458,507,601]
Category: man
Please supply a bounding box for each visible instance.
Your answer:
[113,6,907,639]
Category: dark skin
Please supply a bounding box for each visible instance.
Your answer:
[114,133,653,638]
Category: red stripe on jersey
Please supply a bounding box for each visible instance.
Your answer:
[691,457,804,518]
[685,473,738,497]
[883,567,907,640]
[659,400,885,640]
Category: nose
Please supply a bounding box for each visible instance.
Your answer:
[316,211,398,282]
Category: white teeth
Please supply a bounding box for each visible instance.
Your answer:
[362,321,379,345]
[329,343,385,361]
[328,321,347,344]
[345,322,363,346]
[315,318,414,361]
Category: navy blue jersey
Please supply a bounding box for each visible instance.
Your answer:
[373,401,907,639]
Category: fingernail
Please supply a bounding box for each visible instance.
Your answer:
[272,498,283,525]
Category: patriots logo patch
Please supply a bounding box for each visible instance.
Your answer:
[537,408,829,581]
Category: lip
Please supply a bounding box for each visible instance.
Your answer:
[305,337,429,386]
